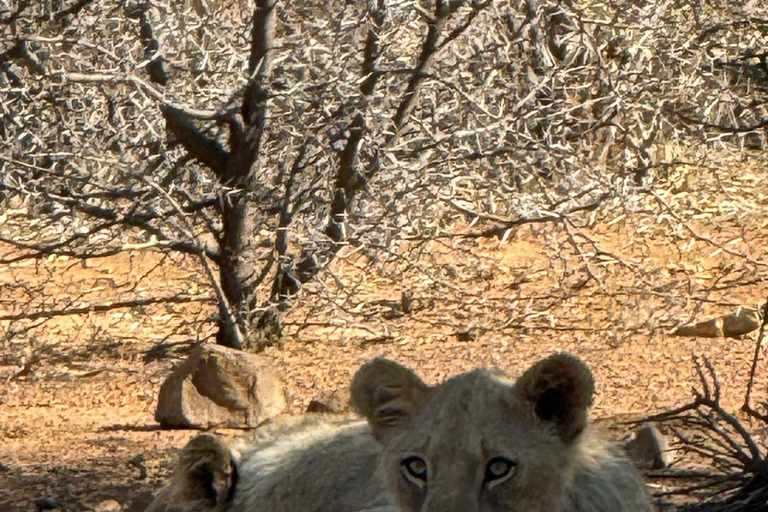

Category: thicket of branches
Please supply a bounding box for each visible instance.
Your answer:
[1,1,768,507]
[644,303,768,511]
[2,0,765,351]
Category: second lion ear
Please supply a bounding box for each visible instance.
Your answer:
[350,358,430,442]
[515,353,595,443]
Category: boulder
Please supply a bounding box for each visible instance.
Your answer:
[623,425,675,470]
[672,306,761,339]
[155,344,286,429]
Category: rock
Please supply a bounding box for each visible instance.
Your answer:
[672,306,761,339]
[306,389,349,413]
[35,497,59,511]
[623,425,675,470]
[124,491,154,512]
[155,344,286,429]
[94,500,122,512]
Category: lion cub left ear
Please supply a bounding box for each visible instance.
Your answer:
[515,353,595,443]
[351,358,430,442]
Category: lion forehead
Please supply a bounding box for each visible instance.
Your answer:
[393,371,541,450]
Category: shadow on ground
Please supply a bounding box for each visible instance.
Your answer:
[0,456,160,512]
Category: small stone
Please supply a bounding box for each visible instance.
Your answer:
[124,491,154,512]
[306,389,349,414]
[35,497,59,511]
[623,425,675,470]
[94,500,122,512]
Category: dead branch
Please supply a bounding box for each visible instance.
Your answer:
[742,300,768,421]
[0,294,213,322]
[392,0,471,128]
[644,357,768,507]
[162,106,229,177]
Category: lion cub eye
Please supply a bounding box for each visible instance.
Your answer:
[484,457,516,488]
[401,456,428,485]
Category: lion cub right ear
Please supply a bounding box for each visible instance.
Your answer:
[515,353,595,444]
[350,358,430,442]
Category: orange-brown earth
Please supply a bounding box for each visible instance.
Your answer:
[1,155,767,511]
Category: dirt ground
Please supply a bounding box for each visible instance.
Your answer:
[1,155,768,511]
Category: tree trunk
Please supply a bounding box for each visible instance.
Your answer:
[215,195,263,349]
[215,0,278,350]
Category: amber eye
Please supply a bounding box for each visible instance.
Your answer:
[485,457,516,487]
[402,456,428,484]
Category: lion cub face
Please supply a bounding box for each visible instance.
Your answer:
[351,354,595,512]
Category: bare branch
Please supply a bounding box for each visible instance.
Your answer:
[162,106,229,177]
[53,0,98,21]
[0,294,213,322]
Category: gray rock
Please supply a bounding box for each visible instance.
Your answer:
[623,425,675,470]
[155,344,286,429]
[124,491,154,512]
[35,497,59,511]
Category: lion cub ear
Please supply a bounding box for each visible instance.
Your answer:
[350,358,430,442]
[166,434,237,510]
[515,353,595,443]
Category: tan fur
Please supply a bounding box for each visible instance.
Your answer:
[148,354,654,512]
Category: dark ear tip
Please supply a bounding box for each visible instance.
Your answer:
[190,461,218,503]
[516,352,595,442]
[540,352,588,370]
[525,353,595,400]
[559,353,595,401]
[177,434,235,506]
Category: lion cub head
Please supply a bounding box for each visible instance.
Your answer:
[351,353,595,512]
